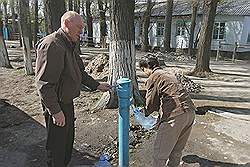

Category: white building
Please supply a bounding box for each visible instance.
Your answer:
[134,0,250,52]
[91,0,250,52]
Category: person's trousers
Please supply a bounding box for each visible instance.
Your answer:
[43,101,75,167]
[152,110,195,167]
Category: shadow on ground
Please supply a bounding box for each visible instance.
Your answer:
[183,155,250,167]
[0,99,97,167]
[213,71,250,78]
[191,94,250,103]
[195,106,250,115]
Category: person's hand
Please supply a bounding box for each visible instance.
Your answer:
[97,83,112,92]
[52,111,65,127]
[139,107,145,113]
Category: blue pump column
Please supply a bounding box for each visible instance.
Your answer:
[116,78,131,167]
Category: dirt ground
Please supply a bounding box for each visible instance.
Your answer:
[0,41,250,167]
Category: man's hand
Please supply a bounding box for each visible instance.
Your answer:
[52,111,65,127]
[97,83,112,92]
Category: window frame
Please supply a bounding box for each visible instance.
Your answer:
[175,20,189,36]
[247,33,250,43]
[213,22,226,40]
[176,26,186,36]
[156,22,164,37]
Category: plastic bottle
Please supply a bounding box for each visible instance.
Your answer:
[133,107,157,130]
[95,154,112,167]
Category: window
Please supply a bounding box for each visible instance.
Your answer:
[157,22,164,36]
[140,24,143,35]
[213,22,225,40]
[247,33,250,43]
[176,20,188,36]
[176,26,186,36]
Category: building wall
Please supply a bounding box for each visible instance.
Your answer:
[135,18,180,48]
[134,15,250,52]
[211,15,245,52]
[238,16,249,43]
[242,16,250,48]
[92,14,250,52]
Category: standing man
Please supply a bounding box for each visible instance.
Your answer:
[35,11,111,167]
[139,56,196,167]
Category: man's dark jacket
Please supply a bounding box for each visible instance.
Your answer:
[35,28,100,115]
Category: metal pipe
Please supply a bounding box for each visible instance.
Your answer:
[116,78,131,167]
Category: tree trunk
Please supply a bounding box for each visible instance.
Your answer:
[81,0,85,17]
[193,26,201,49]
[18,18,23,47]
[34,0,39,46]
[98,0,107,48]
[86,0,94,47]
[3,1,8,25]
[71,0,81,54]
[0,19,12,68]
[190,0,218,77]
[95,0,143,110]
[68,0,73,11]
[44,0,66,33]
[10,0,18,34]
[188,0,198,56]
[43,1,49,35]
[19,0,34,75]
[2,1,9,40]
[74,0,80,13]
[163,0,173,52]
[141,0,154,52]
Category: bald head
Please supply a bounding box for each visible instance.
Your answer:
[61,11,83,27]
[61,11,85,42]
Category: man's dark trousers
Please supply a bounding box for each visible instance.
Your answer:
[43,101,75,167]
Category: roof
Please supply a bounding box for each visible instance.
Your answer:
[217,0,250,16]
[135,0,250,17]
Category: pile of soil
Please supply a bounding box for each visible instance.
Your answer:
[101,124,156,165]
[175,73,202,93]
[86,53,109,81]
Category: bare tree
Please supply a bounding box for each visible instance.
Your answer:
[86,0,94,46]
[163,0,174,52]
[81,0,85,17]
[95,0,143,109]
[190,0,219,77]
[2,0,8,25]
[72,0,82,54]
[43,1,48,35]
[74,0,80,13]
[10,0,18,34]
[141,0,154,52]
[19,0,34,75]
[0,14,12,68]
[188,0,199,56]
[194,26,201,49]
[17,4,23,47]
[98,0,107,48]
[68,0,73,11]
[44,0,66,33]
[33,0,39,46]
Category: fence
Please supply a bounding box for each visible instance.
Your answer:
[215,41,250,62]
